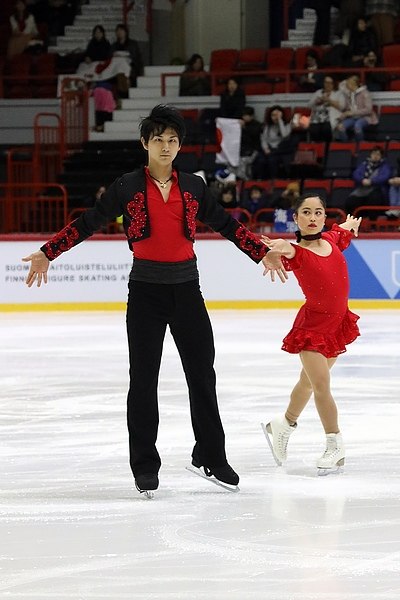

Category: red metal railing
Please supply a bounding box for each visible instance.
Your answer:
[34,113,65,182]
[60,77,89,151]
[5,82,88,236]
[122,0,135,25]
[1,183,68,234]
[354,206,400,232]
[7,147,39,187]
[8,112,66,186]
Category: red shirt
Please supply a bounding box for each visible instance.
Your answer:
[132,168,195,262]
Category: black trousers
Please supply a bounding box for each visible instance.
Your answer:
[126,279,227,477]
[309,122,332,143]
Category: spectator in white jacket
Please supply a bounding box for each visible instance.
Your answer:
[334,74,378,141]
[308,76,346,142]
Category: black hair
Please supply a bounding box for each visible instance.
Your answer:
[139,104,186,144]
[186,53,204,69]
[115,23,129,35]
[265,104,289,125]
[306,49,320,64]
[92,24,106,37]
[292,193,326,214]
[370,145,384,155]
[242,106,255,116]
[226,77,241,86]
[347,73,361,85]
[221,184,236,195]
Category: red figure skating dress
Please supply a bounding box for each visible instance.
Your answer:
[281,224,360,358]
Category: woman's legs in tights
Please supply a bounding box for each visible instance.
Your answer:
[285,351,338,433]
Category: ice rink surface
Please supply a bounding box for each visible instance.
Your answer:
[1,309,399,600]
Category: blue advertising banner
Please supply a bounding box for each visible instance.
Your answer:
[347,241,400,299]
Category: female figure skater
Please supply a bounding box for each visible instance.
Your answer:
[261,195,362,474]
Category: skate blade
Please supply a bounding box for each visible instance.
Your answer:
[260,422,282,466]
[135,483,155,499]
[185,465,240,492]
[317,459,345,477]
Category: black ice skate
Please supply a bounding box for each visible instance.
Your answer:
[135,473,159,499]
[186,460,240,492]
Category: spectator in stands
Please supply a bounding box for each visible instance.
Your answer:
[333,0,365,43]
[233,106,263,180]
[334,74,378,141]
[272,181,299,233]
[179,54,211,96]
[82,24,112,64]
[254,105,297,179]
[219,77,246,119]
[346,146,392,215]
[321,43,349,69]
[298,50,324,93]
[92,82,116,132]
[387,158,400,217]
[347,16,378,65]
[309,76,346,142]
[82,183,123,230]
[241,184,271,222]
[83,184,107,208]
[217,184,239,210]
[365,0,399,47]
[111,24,144,90]
[7,0,44,58]
[76,25,131,87]
[362,50,387,92]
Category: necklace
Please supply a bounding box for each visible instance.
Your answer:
[149,173,173,188]
[295,231,322,243]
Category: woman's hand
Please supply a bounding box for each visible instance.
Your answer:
[339,214,362,237]
[261,251,288,283]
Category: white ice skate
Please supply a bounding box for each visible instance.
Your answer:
[317,432,345,476]
[261,417,297,466]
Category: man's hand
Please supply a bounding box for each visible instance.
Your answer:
[22,250,50,287]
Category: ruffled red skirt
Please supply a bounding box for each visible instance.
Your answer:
[282,307,360,358]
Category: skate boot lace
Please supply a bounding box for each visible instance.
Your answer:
[322,436,338,458]
[278,429,291,457]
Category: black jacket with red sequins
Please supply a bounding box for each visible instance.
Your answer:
[40,168,268,263]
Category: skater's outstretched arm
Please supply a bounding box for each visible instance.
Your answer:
[261,236,296,258]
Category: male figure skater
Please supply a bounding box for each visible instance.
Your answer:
[23,104,285,496]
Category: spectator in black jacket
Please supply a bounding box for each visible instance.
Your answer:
[348,16,378,65]
[219,78,246,119]
[234,106,263,180]
[179,54,211,96]
[83,25,112,63]
[111,23,143,88]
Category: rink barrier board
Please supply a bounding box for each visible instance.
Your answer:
[2,237,400,306]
